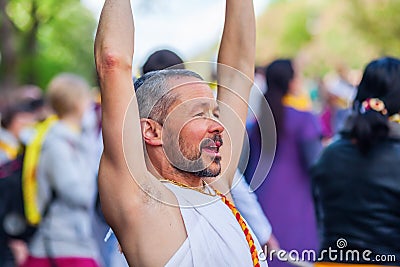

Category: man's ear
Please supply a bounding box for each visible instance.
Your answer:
[140,118,163,146]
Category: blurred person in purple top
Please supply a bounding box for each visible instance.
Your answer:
[245,59,322,266]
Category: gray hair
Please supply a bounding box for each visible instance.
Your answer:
[135,69,203,124]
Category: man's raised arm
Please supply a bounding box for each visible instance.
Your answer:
[217,0,256,184]
[94,0,149,227]
[95,0,134,158]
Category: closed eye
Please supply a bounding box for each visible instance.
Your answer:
[194,112,205,117]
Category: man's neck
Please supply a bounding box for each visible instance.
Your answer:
[151,161,203,188]
[167,172,203,188]
[145,147,204,187]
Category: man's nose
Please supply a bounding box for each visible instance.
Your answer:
[208,118,224,134]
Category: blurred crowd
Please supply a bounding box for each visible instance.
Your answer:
[0,49,399,267]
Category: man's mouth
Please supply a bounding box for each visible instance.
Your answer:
[202,146,220,154]
[201,136,223,157]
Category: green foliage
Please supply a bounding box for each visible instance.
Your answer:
[2,0,96,89]
[256,0,400,78]
[256,0,329,65]
[279,10,313,55]
[346,0,400,56]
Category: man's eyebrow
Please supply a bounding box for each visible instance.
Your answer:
[189,100,219,112]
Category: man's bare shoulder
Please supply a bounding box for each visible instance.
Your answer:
[99,157,188,266]
[98,154,179,210]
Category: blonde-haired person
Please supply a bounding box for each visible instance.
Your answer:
[21,73,101,267]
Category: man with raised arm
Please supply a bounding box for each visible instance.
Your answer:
[95,0,264,266]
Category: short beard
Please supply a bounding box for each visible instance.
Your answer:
[171,156,221,177]
[164,132,222,177]
[192,161,221,177]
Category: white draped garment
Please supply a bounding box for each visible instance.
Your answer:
[163,183,268,267]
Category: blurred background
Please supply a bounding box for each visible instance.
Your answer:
[1,1,400,266]
[1,0,399,90]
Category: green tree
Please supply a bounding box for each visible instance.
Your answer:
[256,0,329,66]
[346,0,400,56]
[256,0,400,77]
[0,0,96,90]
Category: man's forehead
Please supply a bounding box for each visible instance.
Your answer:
[169,79,215,99]
[174,94,219,111]
[189,98,219,110]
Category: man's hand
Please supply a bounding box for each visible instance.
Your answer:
[264,233,280,254]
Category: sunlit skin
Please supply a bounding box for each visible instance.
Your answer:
[146,77,224,188]
[95,0,255,265]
